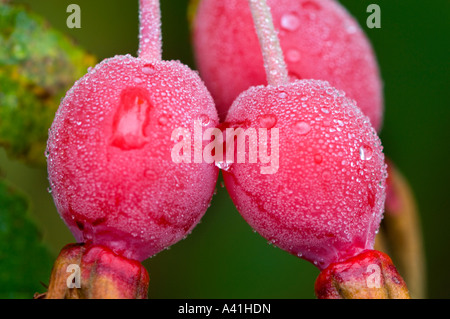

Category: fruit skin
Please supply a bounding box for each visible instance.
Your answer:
[223,80,387,270]
[47,55,219,262]
[193,0,383,130]
[315,249,410,299]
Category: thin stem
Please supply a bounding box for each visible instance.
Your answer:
[138,0,162,61]
[247,0,289,86]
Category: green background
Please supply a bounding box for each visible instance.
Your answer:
[1,0,449,298]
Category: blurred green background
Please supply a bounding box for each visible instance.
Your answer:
[0,0,449,298]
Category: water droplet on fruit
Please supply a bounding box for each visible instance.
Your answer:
[280,13,300,32]
[359,144,373,160]
[216,161,232,171]
[259,114,277,128]
[158,115,168,126]
[142,64,156,75]
[326,87,335,95]
[294,122,311,135]
[345,22,357,34]
[322,169,332,181]
[198,114,210,126]
[302,1,321,10]
[286,49,301,62]
[278,91,288,99]
[314,154,323,164]
[134,77,143,84]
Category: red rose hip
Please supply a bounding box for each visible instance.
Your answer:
[193,0,383,130]
[45,0,218,298]
[224,79,386,269]
[221,0,409,298]
[47,56,218,261]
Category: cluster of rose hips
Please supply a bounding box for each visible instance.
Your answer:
[45,0,409,298]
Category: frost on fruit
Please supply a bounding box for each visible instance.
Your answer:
[47,56,219,261]
[193,0,383,130]
[223,80,387,270]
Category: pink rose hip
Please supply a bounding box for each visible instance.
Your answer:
[220,0,409,298]
[47,56,218,261]
[224,80,387,269]
[45,0,218,298]
[193,0,383,130]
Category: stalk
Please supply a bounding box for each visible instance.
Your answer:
[138,0,162,61]
[247,0,289,86]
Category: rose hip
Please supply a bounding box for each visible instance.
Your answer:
[47,57,218,262]
[221,0,409,298]
[193,0,383,130]
[224,79,386,269]
[47,0,218,264]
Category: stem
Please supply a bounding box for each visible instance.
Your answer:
[138,0,162,61]
[247,0,289,86]
[315,250,410,299]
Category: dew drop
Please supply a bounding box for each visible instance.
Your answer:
[259,114,277,128]
[278,91,288,99]
[322,169,332,181]
[302,1,321,11]
[158,115,168,126]
[142,64,156,75]
[346,24,357,34]
[314,154,323,164]
[294,121,311,135]
[215,161,232,171]
[359,144,373,160]
[134,77,143,84]
[198,114,210,126]
[286,49,301,62]
[280,13,300,32]
[144,169,158,180]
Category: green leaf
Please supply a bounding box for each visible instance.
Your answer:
[0,3,96,166]
[0,178,54,298]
